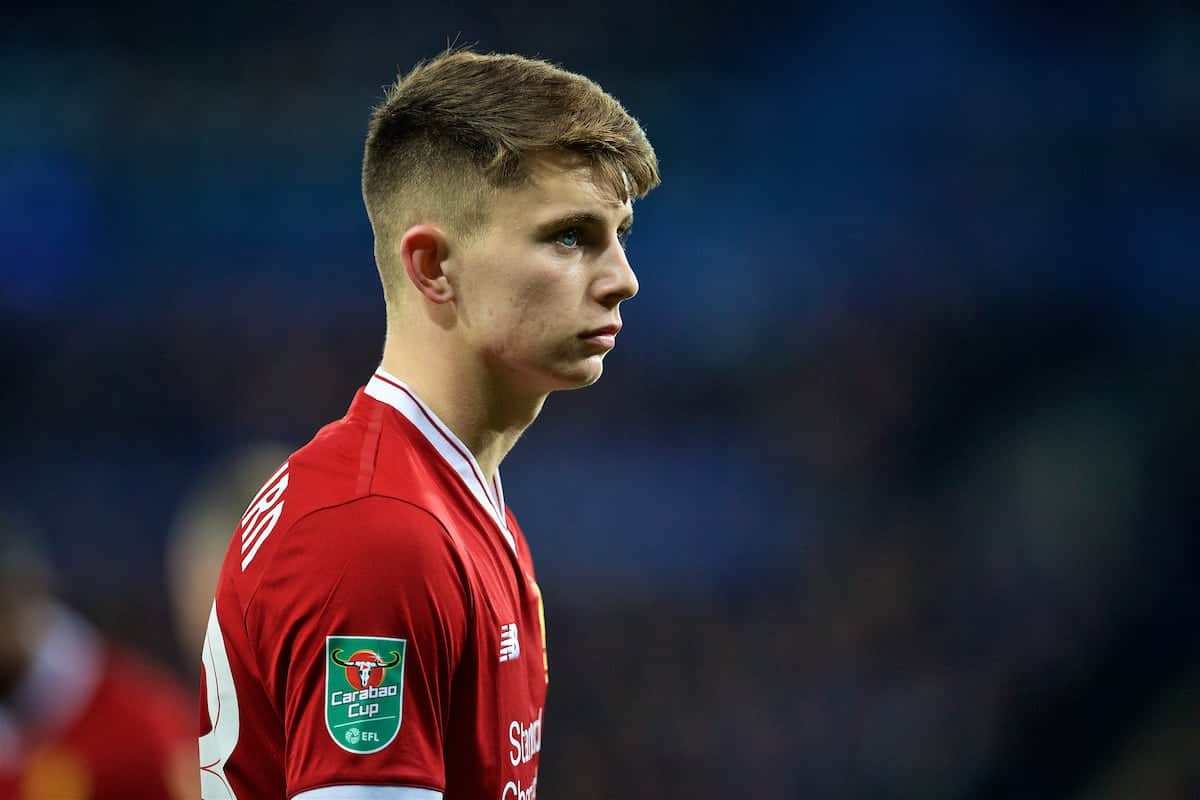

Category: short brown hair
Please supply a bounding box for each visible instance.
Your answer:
[362,49,660,288]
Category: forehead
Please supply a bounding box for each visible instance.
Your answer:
[495,152,632,224]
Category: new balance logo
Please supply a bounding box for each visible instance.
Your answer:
[498,623,520,662]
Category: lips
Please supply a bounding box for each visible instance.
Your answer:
[580,324,621,339]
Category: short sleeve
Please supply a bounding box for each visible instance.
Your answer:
[244,496,470,797]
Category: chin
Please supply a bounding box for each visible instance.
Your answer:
[548,358,605,391]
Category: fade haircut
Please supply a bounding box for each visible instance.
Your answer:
[362,49,660,297]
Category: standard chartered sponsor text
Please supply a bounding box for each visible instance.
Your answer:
[508,707,543,766]
[502,707,543,800]
[502,775,537,800]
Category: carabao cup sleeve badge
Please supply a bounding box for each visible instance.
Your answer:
[325,635,407,753]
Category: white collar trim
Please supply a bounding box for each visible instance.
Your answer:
[365,369,515,552]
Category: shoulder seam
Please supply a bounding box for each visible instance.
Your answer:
[355,397,385,496]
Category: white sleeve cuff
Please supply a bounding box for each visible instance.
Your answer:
[292,787,442,800]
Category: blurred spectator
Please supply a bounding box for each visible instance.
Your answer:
[165,442,293,675]
[0,507,197,800]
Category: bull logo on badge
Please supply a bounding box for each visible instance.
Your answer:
[331,647,402,689]
[325,636,406,753]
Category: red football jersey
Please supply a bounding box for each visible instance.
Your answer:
[0,608,196,800]
[200,370,548,800]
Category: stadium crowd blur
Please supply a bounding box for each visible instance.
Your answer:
[3,4,1197,798]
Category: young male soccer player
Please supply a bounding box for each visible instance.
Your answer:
[198,50,659,799]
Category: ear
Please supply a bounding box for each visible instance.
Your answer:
[399,225,454,304]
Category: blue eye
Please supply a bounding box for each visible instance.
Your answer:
[556,228,580,248]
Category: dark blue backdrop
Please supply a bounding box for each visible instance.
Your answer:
[3,4,1198,797]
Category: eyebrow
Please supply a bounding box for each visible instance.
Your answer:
[534,210,634,237]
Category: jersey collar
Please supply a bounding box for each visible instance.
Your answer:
[365,368,515,552]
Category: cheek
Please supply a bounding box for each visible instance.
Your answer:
[502,276,570,339]
[466,247,578,350]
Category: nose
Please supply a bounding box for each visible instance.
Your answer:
[596,239,639,309]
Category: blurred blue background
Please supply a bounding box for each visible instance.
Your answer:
[3,3,1198,797]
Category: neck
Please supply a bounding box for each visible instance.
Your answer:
[380,334,546,481]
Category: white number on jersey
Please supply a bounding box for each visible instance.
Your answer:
[200,601,240,799]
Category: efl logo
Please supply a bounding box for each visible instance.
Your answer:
[325,636,406,754]
[343,727,382,747]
